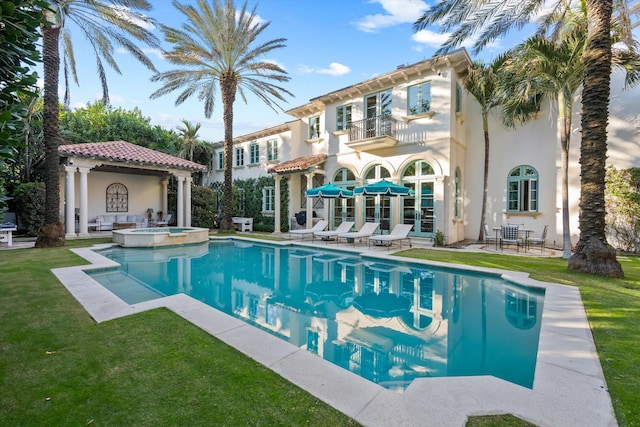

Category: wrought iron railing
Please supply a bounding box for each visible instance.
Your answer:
[348,115,399,141]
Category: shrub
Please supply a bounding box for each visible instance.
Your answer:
[14,182,45,235]
[191,186,216,229]
[605,166,640,252]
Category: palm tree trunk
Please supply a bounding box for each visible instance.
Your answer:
[559,93,572,259]
[477,111,490,242]
[35,25,65,248]
[220,75,237,231]
[568,0,623,277]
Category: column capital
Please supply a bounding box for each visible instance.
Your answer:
[64,165,77,173]
[177,175,186,182]
[185,176,193,183]
[77,167,91,174]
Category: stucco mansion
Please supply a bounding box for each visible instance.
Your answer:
[204,48,640,248]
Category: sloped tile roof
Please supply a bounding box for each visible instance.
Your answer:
[267,154,327,174]
[59,140,207,171]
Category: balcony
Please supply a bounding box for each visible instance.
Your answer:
[345,115,399,152]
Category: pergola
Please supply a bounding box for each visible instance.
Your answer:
[58,140,207,237]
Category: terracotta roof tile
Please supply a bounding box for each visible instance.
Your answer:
[267,154,327,174]
[59,140,207,171]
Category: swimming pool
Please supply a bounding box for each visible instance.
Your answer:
[88,239,545,392]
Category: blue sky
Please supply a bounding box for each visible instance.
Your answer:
[50,0,523,142]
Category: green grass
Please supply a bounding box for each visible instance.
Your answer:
[1,240,638,426]
[0,239,359,426]
[395,248,640,427]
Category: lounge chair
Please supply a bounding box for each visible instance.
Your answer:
[314,221,355,242]
[337,222,380,246]
[289,220,328,240]
[369,223,413,250]
[156,213,172,227]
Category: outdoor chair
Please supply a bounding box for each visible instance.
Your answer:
[526,225,548,253]
[500,225,523,253]
[369,223,413,250]
[314,221,355,242]
[156,213,172,227]
[289,220,328,240]
[337,222,380,246]
[484,224,499,249]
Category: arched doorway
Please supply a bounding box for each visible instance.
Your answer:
[361,165,391,230]
[401,160,435,237]
[331,168,356,227]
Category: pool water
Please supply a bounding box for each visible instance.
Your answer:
[89,240,545,392]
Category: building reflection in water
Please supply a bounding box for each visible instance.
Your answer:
[92,240,545,392]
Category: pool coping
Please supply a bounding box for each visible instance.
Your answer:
[52,238,617,427]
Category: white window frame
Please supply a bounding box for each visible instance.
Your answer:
[217,151,224,170]
[267,139,278,161]
[507,165,539,212]
[262,186,275,212]
[407,81,432,116]
[249,143,259,164]
[235,147,244,167]
[309,116,320,139]
[336,105,352,131]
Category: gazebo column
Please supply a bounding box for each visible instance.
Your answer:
[77,167,90,236]
[161,178,169,220]
[274,175,282,233]
[185,176,192,227]
[176,176,185,227]
[64,165,77,238]
[305,172,314,228]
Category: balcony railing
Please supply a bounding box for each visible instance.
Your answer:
[347,115,398,141]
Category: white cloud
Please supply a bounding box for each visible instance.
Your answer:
[353,0,428,33]
[297,65,316,75]
[265,59,287,71]
[297,63,350,77]
[318,63,350,76]
[411,29,451,49]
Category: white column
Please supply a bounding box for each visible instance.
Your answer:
[274,175,282,233]
[161,178,169,219]
[176,176,185,227]
[64,165,77,238]
[305,172,314,227]
[78,167,90,236]
[185,176,192,227]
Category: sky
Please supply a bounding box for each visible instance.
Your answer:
[46,0,527,142]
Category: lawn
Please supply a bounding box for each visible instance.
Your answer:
[1,239,638,426]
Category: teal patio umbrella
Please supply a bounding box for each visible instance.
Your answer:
[306,183,354,198]
[354,180,413,231]
[306,183,353,227]
[354,179,413,196]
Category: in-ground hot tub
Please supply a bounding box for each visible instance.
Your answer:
[112,227,209,247]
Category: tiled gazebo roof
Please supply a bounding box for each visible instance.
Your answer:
[267,154,327,174]
[59,140,207,171]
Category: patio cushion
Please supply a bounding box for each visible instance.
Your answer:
[102,215,116,223]
[116,215,128,222]
[127,215,138,222]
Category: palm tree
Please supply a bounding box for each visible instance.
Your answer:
[37,1,159,247]
[414,0,637,277]
[501,26,586,259]
[462,58,509,243]
[151,0,292,231]
[176,119,202,162]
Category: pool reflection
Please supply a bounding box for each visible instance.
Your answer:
[92,240,544,392]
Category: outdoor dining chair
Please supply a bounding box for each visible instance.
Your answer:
[500,225,523,253]
[526,225,548,253]
[484,224,499,249]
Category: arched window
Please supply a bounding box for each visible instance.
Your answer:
[106,183,128,212]
[507,165,538,212]
[363,164,390,181]
[454,167,462,219]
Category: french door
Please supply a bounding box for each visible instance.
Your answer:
[402,181,434,236]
